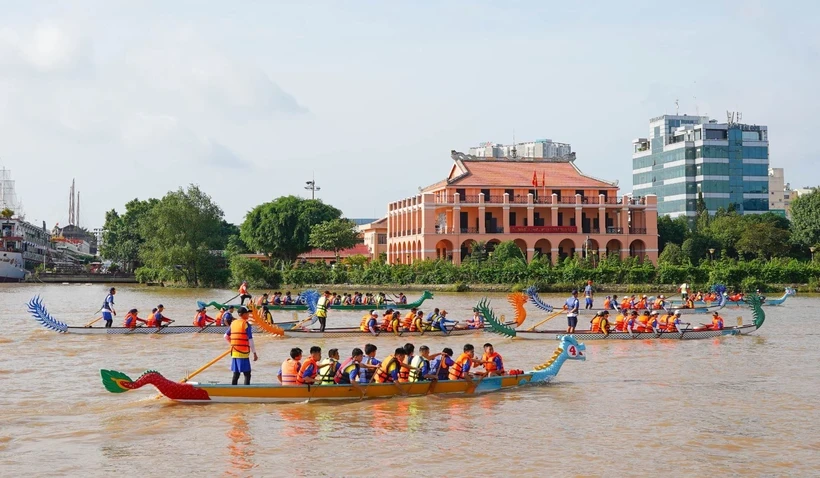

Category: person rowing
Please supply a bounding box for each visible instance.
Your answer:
[296,346,323,385]
[480,343,505,377]
[467,308,484,329]
[449,344,483,380]
[123,308,146,329]
[146,305,172,328]
[193,307,215,328]
[277,348,303,386]
[334,348,365,388]
[431,310,454,333]
[408,346,441,382]
[430,348,455,380]
[315,349,341,385]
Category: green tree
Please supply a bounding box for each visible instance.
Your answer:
[490,240,526,263]
[308,218,361,263]
[736,223,791,259]
[467,240,488,262]
[657,215,689,250]
[707,212,745,258]
[790,190,820,248]
[681,233,711,264]
[658,242,685,265]
[0,208,13,219]
[137,185,226,286]
[240,196,342,261]
[101,198,159,272]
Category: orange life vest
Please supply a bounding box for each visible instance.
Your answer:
[214,311,224,326]
[398,355,411,382]
[380,317,392,331]
[449,353,472,381]
[296,357,319,385]
[663,316,677,332]
[590,316,604,333]
[359,314,370,332]
[620,299,631,310]
[229,319,250,358]
[603,298,612,309]
[614,314,626,331]
[124,312,139,328]
[280,358,301,385]
[482,352,504,374]
[239,284,248,295]
[146,314,158,327]
[374,355,399,383]
[636,299,647,309]
[711,316,724,330]
[653,298,664,309]
[193,311,210,327]
[402,312,415,329]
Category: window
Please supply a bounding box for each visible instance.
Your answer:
[705,129,727,140]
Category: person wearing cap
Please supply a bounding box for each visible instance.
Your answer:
[648,310,661,333]
[147,304,172,328]
[613,308,628,331]
[101,287,117,328]
[590,311,611,335]
[583,280,594,310]
[665,310,685,333]
[238,281,252,306]
[432,310,455,333]
[564,290,580,333]
[225,306,258,385]
[705,311,724,330]
[193,306,215,328]
[467,308,484,329]
[366,311,380,336]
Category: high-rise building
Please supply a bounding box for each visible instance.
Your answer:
[768,167,788,217]
[632,113,769,218]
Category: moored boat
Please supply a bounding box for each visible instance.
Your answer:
[478,294,765,341]
[99,335,586,403]
[27,296,296,335]
[197,290,434,312]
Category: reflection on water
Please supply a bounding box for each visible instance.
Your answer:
[2,283,820,476]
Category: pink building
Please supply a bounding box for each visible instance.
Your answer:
[384,151,658,264]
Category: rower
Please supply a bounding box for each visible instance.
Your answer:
[277,348,303,386]
[602,295,612,310]
[193,307,215,328]
[361,344,381,383]
[411,310,426,332]
[425,308,441,329]
[334,348,365,386]
[402,308,418,330]
[467,308,484,329]
[636,310,651,332]
[398,343,415,383]
[315,348,340,385]
[255,293,269,307]
[397,292,408,305]
[653,295,666,310]
[374,348,408,383]
[409,346,440,382]
[296,346,322,385]
[707,312,724,330]
[389,310,402,334]
[222,306,236,326]
[625,311,640,335]
[379,309,394,331]
[238,281,251,306]
[648,310,661,333]
[610,295,619,310]
[481,343,505,377]
[123,308,146,329]
[272,292,282,305]
[283,291,294,305]
[666,310,685,332]
[214,307,226,326]
[366,311,380,336]
[614,308,627,331]
[636,295,648,310]
[449,344,482,380]
[590,311,611,335]
[224,306,258,385]
[148,305,171,328]
[432,310,453,332]
[430,348,455,380]
[101,287,117,328]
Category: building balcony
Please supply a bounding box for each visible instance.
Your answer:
[460,227,479,234]
[485,226,504,234]
[461,195,481,203]
[629,227,647,234]
[606,227,624,234]
[559,196,576,204]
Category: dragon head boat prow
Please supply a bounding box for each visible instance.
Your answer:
[28,296,69,333]
[101,369,212,401]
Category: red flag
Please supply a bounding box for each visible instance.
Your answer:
[532,171,538,187]
[542,171,546,187]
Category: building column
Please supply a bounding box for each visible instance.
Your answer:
[386,212,391,263]
[551,248,560,265]
[575,206,582,233]
[598,206,606,233]
[478,206,486,234]
[453,206,461,232]
[551,206,558,226]
[503,193,510,233]
[526,248,534,262]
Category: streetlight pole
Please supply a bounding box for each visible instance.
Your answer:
[708,248,715,262]
[811,246,816,262]
[305,173,321,200]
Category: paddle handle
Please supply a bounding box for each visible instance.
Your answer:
[84,316,103,327]
[181,349,231,383]
[527,310,563,331]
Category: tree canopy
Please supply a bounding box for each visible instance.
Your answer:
[308,218,361,262]
[101,198,159,272]
[240,195,342,261]
[790,190,820,248]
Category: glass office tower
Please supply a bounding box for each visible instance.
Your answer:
[632,114,769,218]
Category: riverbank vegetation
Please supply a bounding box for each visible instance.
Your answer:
[100,187,820,289]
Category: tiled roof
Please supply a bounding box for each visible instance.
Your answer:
[448,160,616,188]
[298,244,371,259]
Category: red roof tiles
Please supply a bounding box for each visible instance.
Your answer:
[448,160,615,189]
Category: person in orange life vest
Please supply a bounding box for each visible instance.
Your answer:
[695,291,704,301]
[481,343,505,377]
[193,306,215,328]
[625,311,641,335]
[144,308,158,327]
[411,310,426,332]
[123,308,146,328]
[147,305,171,328]
[277,348,303,385]
[602,296,612,310]
[374,348,408,383]
[379,309,394,331]
[449,344,483,380]
[684,296,695,309]
[213,308,226,326]
[238,281,252,305]
[636,295,648,310]
[398,343,415,382]
[666,310,685,332]
[296,346,323,385]
[614,309,627,331]
[647,310,661,333]
[224,306,258,385]
[590,311,611,335]
[430,347,454,380]
[620,296,632,311]
[402,308,418,329]
[653,295,666,310]
[632,310,650,332]
[706,311,724,330]
[365,311,380,336]
[467,308,484,329]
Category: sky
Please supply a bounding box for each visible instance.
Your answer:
[1,0,818,228]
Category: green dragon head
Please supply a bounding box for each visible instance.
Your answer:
[476,298,517,338]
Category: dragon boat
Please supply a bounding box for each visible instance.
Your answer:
[526,286,727,316]
[196,290,435,312]
[252,292,531,339]
[663,287,795,307]
[99,334,586,403]
[480,293,765,341]
[26,296,297,335]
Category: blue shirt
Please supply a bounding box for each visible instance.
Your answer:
[430,356,454,380]
[362,356,381,383]
[102,293,115,311]
[584,285,593,297]
[565,297,580,315]
[222,312,234,324]
[301,363,316,379]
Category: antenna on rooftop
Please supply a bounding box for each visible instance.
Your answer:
[675,99,679,115]
[510,130,518,158]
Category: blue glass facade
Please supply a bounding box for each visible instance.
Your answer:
[633,116,769,217]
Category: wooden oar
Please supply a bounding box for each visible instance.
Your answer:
[291,314,315,330]
[222,293,240,306]
[465,374,486,394]
[84,316,103,327]
[526,310,563,331]
[182,349,231,383]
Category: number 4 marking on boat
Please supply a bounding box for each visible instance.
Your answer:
[567,345,578,357]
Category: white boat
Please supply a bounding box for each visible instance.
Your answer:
[0,250,25,281]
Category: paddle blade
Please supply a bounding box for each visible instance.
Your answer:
[101,369,133,393]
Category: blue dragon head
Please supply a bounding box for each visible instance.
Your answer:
[785,287,796,296]
[557,335,586,361]
[712,284,727,296]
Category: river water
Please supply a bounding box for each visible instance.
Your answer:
[1,283,818,477]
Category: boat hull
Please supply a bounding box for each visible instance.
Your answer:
[510,324,758,340]
[282,326,485,339]
[37,322,297,335]
[0,251,26,281]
